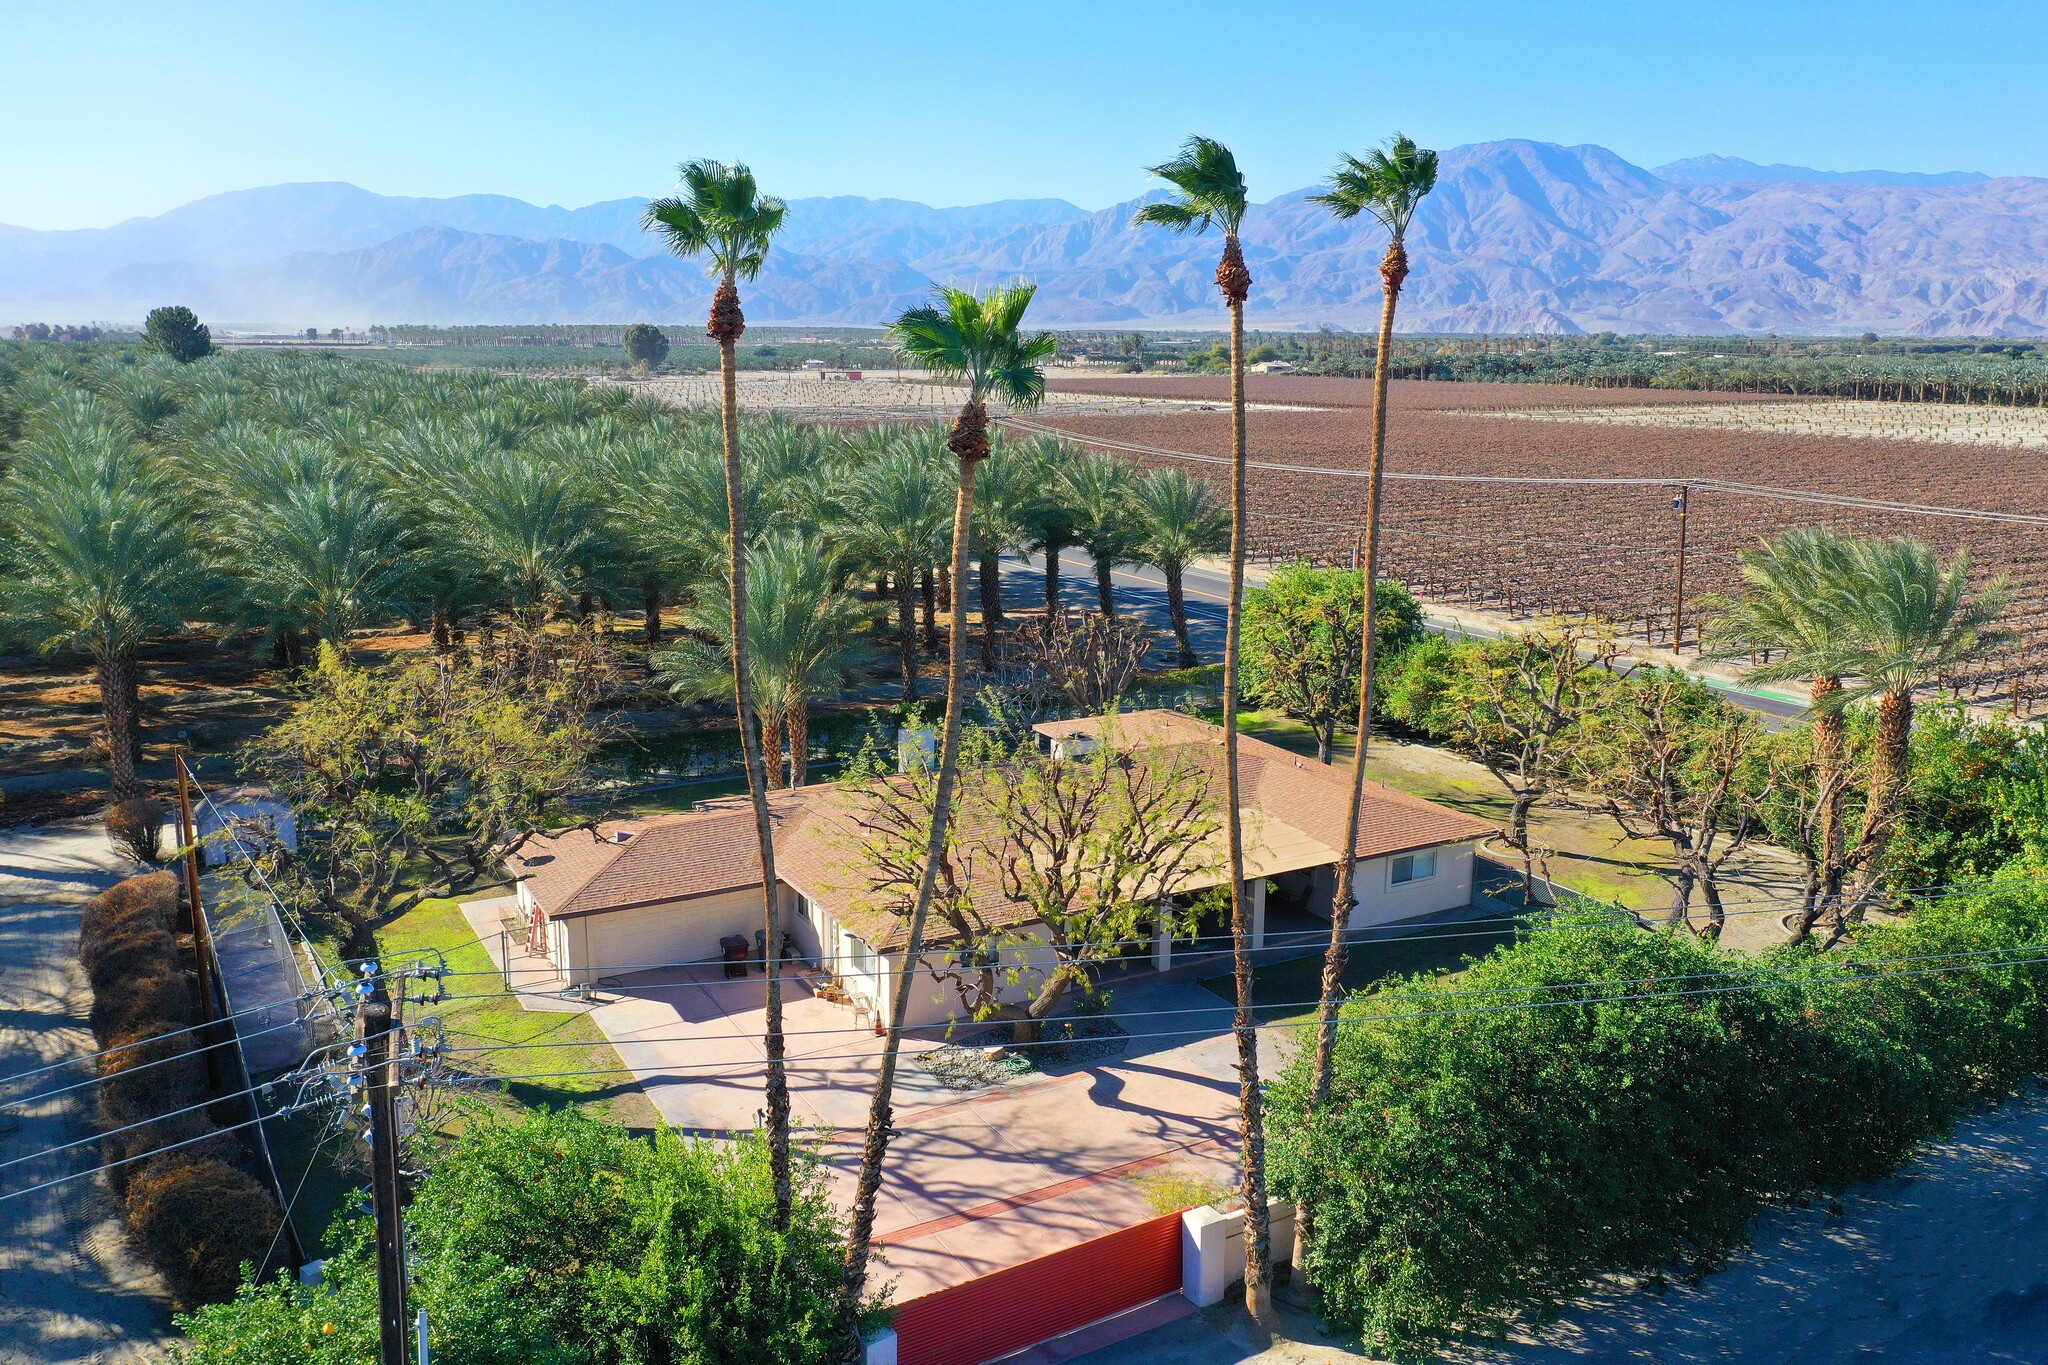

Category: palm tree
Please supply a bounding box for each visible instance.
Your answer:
[201,434,410,651]
[1812,535,2013,918]
[838,283,1055,1335]
[642,157,797,1227]
[652,530,875,788]
[1018,436,1085,617]
[1133,135,1272,1323]
[1133,467,1229,668]
[833,429,953,700]
[1062,451,1142,617]
[2,393,191,800]
[1303,135,1440,1159]
[1702,527,1863,942]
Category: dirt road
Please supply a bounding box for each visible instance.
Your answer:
[0,821,172,1364]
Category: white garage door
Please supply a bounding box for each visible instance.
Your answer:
[581,891,763,980]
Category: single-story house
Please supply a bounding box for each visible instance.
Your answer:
[506,710,1494,1028]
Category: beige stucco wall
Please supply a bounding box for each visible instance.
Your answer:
[560,886,766,987]
[1327,840,1477,930]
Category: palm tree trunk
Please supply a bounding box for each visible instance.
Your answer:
[1855,687,1913,912]
[788,702,809,788]
[1094,557,1116,617]
[1218,235,1272,1324]
[1296,237,1405,1301]
[643,587,663,644]
[99,650,142,802]
[896,575,919,701]
[711,272,793,1228]
[1784,675,1848,945]
[761,711,788,791]
[1165,564,1196,669]
[978,553,1004,669]
[920,569,939,649]
[1043,542,1062,616]
[841,446,981,1342]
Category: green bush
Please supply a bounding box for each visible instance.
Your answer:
[173,1107,876,1365]
[1268,879,2048,1357]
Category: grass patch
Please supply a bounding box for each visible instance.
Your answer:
[375,897,656,1130]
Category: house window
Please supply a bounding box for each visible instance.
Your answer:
[1390,850,1437,886]
[848,935,881,986]
[792,890,812,924]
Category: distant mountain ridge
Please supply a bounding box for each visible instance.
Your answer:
[5,141,2044,336]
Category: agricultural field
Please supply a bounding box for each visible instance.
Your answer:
[1477,398,2048,450]
[1036,375,2048,709]
[615,369,1308,422]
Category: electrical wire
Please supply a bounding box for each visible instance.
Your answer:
[431,936,2048,1061]
[425,872,2048,990]
[426,946,2048,1097]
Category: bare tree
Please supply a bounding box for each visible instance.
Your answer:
[1571,674,1769,939]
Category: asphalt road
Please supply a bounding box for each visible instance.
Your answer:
[1000,551,1808,725]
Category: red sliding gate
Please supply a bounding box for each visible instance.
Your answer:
[890,1213,1184,1365]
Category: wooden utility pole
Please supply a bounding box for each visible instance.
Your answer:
[1671,487,1690,652]
[359,985,409,1365]
[173,750,220,1084]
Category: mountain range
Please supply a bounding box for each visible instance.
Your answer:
[5,141,2045,336]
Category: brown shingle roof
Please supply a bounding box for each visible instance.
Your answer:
[510,711,1495,945]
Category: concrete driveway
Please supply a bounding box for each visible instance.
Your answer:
[0,820,172,1364]
[580,961,1273,1300]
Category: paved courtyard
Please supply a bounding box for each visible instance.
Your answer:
[465,897,1283,1300]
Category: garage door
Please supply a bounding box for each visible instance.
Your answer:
[582,891,762,980]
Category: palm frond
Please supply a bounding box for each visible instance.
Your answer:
[1133,136,1248,235]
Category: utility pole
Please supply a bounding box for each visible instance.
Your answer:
[358,980,409,1365]
[173,750,220,1085]
[1671,487,1690,653]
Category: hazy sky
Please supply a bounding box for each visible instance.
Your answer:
[6,1,2044,229]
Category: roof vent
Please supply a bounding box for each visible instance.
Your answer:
[611,830,635,844]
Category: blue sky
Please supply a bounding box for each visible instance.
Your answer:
[5,1,2044,229]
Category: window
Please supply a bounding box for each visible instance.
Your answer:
[791,890,812,924]
[1390,850,1437,886]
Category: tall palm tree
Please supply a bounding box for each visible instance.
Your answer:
[652,530,875,788]
[1702,527,1863,942]
[1303,134,1440,1147]
[838,283,1055,1336]
[1133,135,1272,1322]
[1133,467,1230,669]
[2,394,191,800]
[642,158,798,1227]
[1813,535,2013,917]
[1062,451,1142,617]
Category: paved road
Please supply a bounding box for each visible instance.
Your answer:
[1001,551,1808,725]
[0,822,171,1364]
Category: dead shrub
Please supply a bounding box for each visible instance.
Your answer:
[104,797,167,864]
[78,872,180,978]
[96,1026,206,1129]
[100,1109,238,1201]
[122,1154,280,1306]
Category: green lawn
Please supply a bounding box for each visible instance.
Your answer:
[375,897,656,1129]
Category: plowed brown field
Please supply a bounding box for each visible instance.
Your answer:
[1038,378,2048,709]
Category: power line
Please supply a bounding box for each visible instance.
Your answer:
[421,872,2048,990]
[433,936,2048,1061]
[426,946,2048,1098]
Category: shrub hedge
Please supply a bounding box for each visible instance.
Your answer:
[1267,873,2048,1357]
